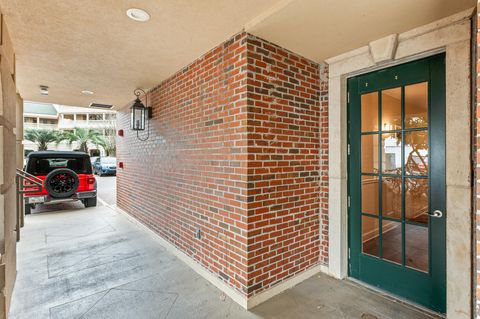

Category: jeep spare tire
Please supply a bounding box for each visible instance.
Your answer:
[45,168,79,198]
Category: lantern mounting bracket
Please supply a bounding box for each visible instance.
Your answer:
[132,88,152,141]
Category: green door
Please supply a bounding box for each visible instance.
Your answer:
[347,54,445,313]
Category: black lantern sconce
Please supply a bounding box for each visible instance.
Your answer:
[131,88,152,141]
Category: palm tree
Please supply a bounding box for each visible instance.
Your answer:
[63,128,101,153]
[94,135,116,156]
[24,129,63,151]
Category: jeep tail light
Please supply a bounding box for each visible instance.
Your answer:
[87,177,95,184]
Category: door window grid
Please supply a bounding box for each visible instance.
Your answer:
[360,82,430,273]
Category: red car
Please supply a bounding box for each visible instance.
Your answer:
[24,151,97,214]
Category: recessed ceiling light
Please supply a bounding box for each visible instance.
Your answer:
[40,85,49,95]
[126,8,150,22]
[81,90,94,95]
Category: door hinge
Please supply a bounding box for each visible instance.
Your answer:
[348,196,351,207]
[348,248,351,259]
[347,92,350,104]
[347,144,350,155]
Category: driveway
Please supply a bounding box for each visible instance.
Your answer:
[95,175,116,206]
[10,204,435,319]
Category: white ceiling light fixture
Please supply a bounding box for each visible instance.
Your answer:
[81,90,94,95]
[40,85,49,95]
[126,8,150,22]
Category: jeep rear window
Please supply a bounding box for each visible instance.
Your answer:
[27,157,92,175]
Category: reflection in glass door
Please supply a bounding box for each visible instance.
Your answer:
[348,54,446,313]
[360,82,429,272]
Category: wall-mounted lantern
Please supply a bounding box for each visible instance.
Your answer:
[130,88,152,140]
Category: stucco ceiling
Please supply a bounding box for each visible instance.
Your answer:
[0,0,475,109]
[0,0,283,108]
[246,0,475,62]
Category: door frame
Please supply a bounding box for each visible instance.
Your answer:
[347,54,446,312]
[324,9,472,318]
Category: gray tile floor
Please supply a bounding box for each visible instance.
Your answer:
[10,202,438,319]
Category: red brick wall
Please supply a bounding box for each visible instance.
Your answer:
[244,35,324,296]
[116,32,326,298]
[117,32,251,293]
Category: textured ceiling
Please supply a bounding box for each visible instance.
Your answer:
[0,0,282,108]
[0,0,475,109]
[246,0,475,62]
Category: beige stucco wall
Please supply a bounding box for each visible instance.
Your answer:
[0,10,19,318]
[15,94,23,170]
[325,8,473,318]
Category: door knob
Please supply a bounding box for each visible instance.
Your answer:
[430,210,443,218]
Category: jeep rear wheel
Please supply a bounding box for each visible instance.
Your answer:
[45,168,80,198]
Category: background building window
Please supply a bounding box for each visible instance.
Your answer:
[40,119,58,124]
[88,114,103,121]
[105,113,116,121]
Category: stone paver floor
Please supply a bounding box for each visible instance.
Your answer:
[10,202,438,319]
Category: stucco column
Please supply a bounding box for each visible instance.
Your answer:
[15,94,23,169]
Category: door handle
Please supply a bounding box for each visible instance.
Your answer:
[430,210,443,218]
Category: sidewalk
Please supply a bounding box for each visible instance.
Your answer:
[10,202,436,319]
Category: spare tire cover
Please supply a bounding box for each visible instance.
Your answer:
[44,168,80,198]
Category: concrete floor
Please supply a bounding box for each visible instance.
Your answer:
[10,202,438,319]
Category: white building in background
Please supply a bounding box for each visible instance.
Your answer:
[23,101,116,156]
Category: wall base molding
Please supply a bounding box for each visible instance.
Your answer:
[247,264,328,309]
[113,205,329,310]
[113,205,249,308]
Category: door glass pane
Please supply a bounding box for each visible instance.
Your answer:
[382,177,401,219]
[362,176,379,215]
[362,216,379,257]
[405,130,428,176]
[382,220,402,265]
[405,178,429,224]
[382,87,401,131]
[406,224,428,272]
[405,82,428,129]
[362,92,378,132]
[362,135,378,173]
[382,133,401,174]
